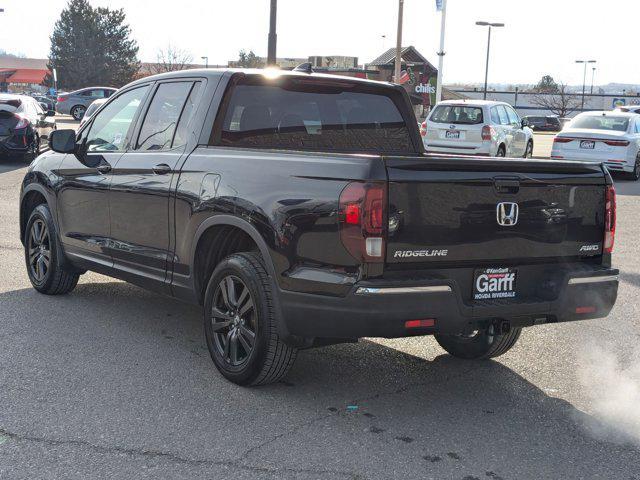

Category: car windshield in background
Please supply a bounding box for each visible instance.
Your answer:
[570,115,629,132]
[0,99,21,113]
[429,105,484,125]
[219,79,414,154]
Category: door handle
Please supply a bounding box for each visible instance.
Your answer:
[96,163,112,174]
[152,163,171,175]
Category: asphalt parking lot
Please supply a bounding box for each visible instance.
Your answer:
[1,121,639,479]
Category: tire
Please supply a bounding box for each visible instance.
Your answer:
[627,154,640,181]
[70,105,86,121]
[203,252,297,386]
[435,324,522,360]
[523,140,533,159]
[496,145,506,157]
[24,204,80,295]
[23,134,40,162]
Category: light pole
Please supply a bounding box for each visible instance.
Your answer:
[267,0,277,66]
[435,0,448,104]
[590,66,596,94]
[475,21,504,100]
[201,56,208,68]
[394,0,404,84]
[576,59,596,110]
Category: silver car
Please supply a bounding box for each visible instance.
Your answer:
[56,87,117,120]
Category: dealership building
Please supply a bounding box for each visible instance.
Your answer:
[0,56,50,93]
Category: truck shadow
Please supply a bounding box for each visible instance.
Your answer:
[0,281,637,478]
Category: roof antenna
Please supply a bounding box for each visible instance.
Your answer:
[293,62,313,74]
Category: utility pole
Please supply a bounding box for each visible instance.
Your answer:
[393,0,404,83]
[201,56,208,68]
[590,66,596,94]
[435,0,447,104]
[267,0,277,66]
[476,21,504,100]
[575,59,596,110]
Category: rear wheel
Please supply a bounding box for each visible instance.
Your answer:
[23,134,40,162]
[627,154,640,181]
[203,252,297,386]
[523,140,533,158]
[70,105,86,121]
[24,204,80,295]
[496,145,506,157]
[435,325,522,360]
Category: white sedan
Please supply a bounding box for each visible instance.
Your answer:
[551,111,640,180]
[422,100,534,158]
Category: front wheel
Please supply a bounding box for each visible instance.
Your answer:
[523,140,533,158]
[24,204,80,295]
[435,325,522,360]
[203,252,297,386]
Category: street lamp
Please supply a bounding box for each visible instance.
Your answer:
[475,21,505,100]
[576,59,596,110]
[201,56,208,68]
[590,66,596,94]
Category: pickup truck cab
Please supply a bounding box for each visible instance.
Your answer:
[20,69,618,386]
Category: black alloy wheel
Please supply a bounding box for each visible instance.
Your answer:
[210,275,256,366]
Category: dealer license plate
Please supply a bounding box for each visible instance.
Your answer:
[473,267,517,301]
[580,140,595,149]
[445,130,461,139]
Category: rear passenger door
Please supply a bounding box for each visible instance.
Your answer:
[495,105,515,156]
[505,105,526,156]
[107,79,203,290]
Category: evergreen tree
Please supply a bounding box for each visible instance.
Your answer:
[48,0,140,90]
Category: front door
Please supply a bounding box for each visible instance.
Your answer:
[505,105,526,156]
[56,84,151,267]
[108,80,203,290]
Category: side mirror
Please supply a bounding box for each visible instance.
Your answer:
[49,129,77,154]
[521,118,529,128]
[39,102,48,111]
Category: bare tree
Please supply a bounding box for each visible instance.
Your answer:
[152,45,193,74]
[531,83,581,118]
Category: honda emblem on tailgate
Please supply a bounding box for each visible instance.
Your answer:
[496,202,519,226]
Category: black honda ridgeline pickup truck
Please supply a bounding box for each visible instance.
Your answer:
[20,69,619,385]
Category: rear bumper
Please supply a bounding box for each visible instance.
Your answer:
[0,135,31,155]
[550,151,633,172]
[279,268,618,339]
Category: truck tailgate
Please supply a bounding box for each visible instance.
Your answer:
[384,155,607,264]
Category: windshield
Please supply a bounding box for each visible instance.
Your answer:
[570,115,629,132]
[429,105,484,125]
[0,98,21,114]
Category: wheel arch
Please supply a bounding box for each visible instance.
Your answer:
[20,185,49,245]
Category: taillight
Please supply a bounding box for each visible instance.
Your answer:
[553,136,573,144]
[604,184,616,253]
[338,182,386,262]
[604,140,629,147]
[13,114,29,129]
[420,121,427,137]
[481,125,493,141]
[57,96,66,103]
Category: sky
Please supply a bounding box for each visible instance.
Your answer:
[0,0,638,86]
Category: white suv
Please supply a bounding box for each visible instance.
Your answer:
[422,100,534,158]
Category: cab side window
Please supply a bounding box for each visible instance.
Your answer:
[85,85,150,152]
[496,105,510,126]
[136,82,194,151]
[505,106,520,126]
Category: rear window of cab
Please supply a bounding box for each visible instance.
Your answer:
[570,116,629,132]
[429,105,484,125]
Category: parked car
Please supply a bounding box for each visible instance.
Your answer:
[30,94,56,112]
[56,87,117,120]
[551,111,640,180]
[79,98,107,128]
[0,94,56,161]
[423,100,534,158]
[21,69,618,386]
[615,105,640,114]
[523,115,562,132]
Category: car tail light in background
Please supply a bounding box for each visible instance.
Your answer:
[603,140,630,147]
[13,114,29,130]
[420,121,427,137]
[481,125,494,141]
[553,136,573,144]
[339,182,386,262]
[604,184,616,253]
[56,95,67,103]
